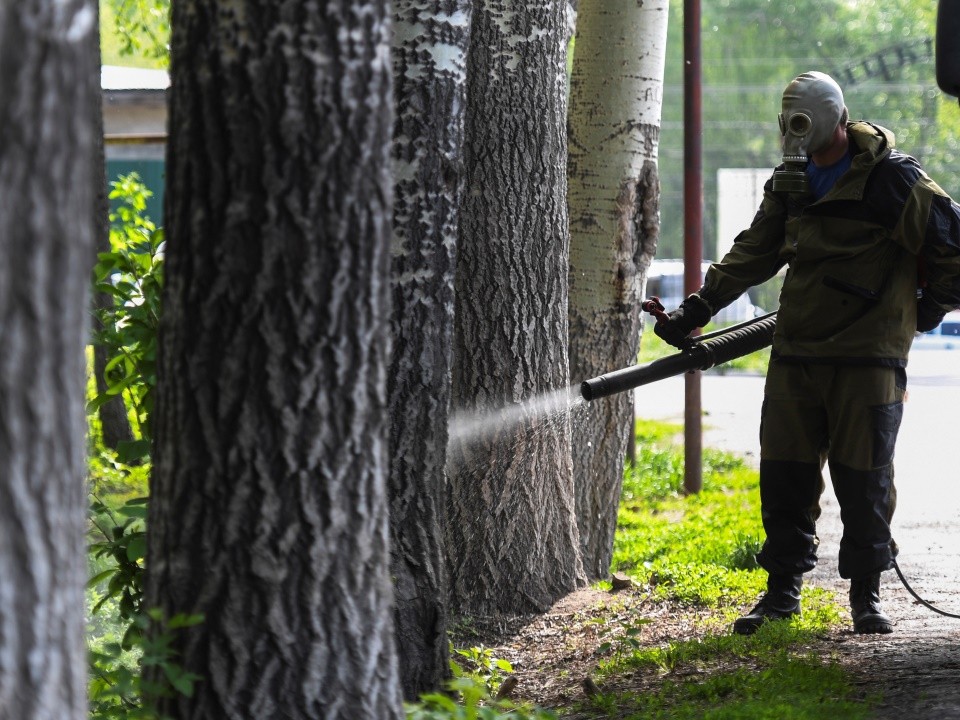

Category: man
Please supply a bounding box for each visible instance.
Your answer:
[655,71,960,635]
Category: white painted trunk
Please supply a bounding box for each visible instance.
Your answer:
[567,0,669,580]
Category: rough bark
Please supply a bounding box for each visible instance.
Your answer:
[390,0,471,699]
[0,2,98,718]
[93,343,136,450]
[146,3,401,719]
[448,0,586,616]
[567,0,669,580]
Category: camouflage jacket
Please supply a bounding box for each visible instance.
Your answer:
[698,121,960,366]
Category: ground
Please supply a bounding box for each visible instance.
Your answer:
[455,586,726,716]
[577,361,960,718]
[460,434,960,715]
[463,563,960,718]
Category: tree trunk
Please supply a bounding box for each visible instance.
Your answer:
[0,2,98,718]
[146,3,401,719]
[390,0,471,699]
[448,0,585,617]
[567,0,669,580]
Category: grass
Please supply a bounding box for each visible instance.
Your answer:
[615,435,766,606]
[579,422,873,719]
[586,650,872,719]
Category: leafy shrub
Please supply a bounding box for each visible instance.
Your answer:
[90,172,164,461]
[452,645,515,697]
[406,672,557,720]
[108,0,170,65]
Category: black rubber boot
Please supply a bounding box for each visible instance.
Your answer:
[733,574,802,635]
[850,573,893,634]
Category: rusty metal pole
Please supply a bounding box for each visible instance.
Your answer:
[683,0,703,494]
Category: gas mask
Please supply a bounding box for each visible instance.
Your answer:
[772,71,847,193]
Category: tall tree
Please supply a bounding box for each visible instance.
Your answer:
[0,1,98,718]
[567,0,669,579]
[390,0,471,699]
[448,0,586,616]
[146,2,401,718]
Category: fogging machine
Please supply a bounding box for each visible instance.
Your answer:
[580,311,778,402]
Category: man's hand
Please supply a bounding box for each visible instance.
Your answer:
[653,294,713,349]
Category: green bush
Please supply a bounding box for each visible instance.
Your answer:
[90,172,164,460]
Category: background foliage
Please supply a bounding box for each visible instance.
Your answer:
[100,0,169,68]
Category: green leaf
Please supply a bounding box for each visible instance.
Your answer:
[167,613,205,629]
[117,439,151,465]
[420,693,459,711]
[86,393,115,413]
[121,621,143,651]
[126,533,147,562]
[88,569,116,588]
[163,664,202,698]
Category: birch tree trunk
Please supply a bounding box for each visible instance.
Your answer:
[0,2,98,718]
[146,3,401,718]
[567,0,669,580]
[448,0,585,616]
[390,0,471,699]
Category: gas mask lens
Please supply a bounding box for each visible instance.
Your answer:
[787,112,812,138]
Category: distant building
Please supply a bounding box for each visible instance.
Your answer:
[102,65,168,223]
[715,168,786,312]
[716,168,767,260]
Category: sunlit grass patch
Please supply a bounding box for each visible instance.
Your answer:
[586,600,862,719]
[614,444,765,607]
[598,622,824,675]
[586,650,871,720]
[632,418,683,446]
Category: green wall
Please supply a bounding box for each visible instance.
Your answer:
[106,158,165,225]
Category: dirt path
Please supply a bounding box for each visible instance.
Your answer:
[810,493,960,717]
